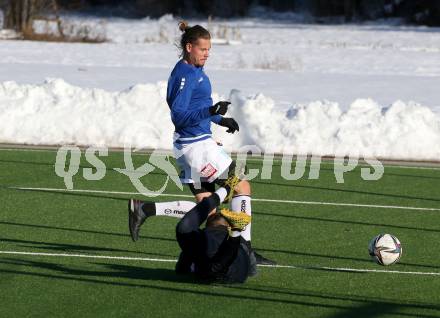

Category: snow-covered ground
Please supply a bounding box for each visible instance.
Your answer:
[1,16,440,160]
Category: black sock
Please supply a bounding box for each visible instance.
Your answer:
[141,202,156,217]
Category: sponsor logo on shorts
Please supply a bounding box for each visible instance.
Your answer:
[164,208,172,214]
[200,163,218,179]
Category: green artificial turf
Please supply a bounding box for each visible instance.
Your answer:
[0,148,439,318]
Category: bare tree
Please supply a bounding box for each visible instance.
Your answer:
[3,0,64,38]
[4,0,36,31]
[3,0,58,30]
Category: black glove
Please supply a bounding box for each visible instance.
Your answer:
[219,117,239,134]
[209,101,231,115]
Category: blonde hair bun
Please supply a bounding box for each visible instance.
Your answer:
[178,21,189,32]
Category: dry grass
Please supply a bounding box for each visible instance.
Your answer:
[23,29,106,43]
[22,17,107,43]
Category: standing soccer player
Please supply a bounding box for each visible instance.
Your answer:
[132,21,275,273]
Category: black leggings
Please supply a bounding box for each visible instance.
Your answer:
[176,194,220,235]
[175,194,221,273]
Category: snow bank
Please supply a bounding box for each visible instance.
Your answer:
[226,92,440,160]
[0,79,174,149]
[1,79,439,160]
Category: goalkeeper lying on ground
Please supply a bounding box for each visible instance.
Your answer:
[128,178,253,283]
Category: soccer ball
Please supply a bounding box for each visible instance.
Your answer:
[368,234,402,266]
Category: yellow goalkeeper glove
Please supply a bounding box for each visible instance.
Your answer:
[220,208,251,232]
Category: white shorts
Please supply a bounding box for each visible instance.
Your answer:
[173,138,232,184]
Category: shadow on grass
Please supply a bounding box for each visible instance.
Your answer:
[0,220,175,243]
[251,179,440,204]
[0,185,129,202]
[383,171,440,181]
[255,247,371,264]
[323,303,406,318]
[3,159,440,205]
[0,237,175,258]
[253,210,440,234]
[0,260,394,312]
[254,246,439,270]
[0,159,169,177]
[1,179,189,201]
[223,284,440,317]
[0,258,189,283]
[247,162,440,180]
[1,258,439,317]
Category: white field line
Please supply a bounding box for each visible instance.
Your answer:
[257,263,440,276]
[1,250,439,276]
[1,147,440,171]
[0,250,175,263]
[8,186,440,212]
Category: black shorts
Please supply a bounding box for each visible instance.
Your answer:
[187,182,216,195]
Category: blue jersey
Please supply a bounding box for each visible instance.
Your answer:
[167,60,221,144]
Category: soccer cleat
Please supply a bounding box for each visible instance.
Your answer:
[254,251,277,265]
[128,199,148,242]
[220,208,251,231]
[244,240,277,266]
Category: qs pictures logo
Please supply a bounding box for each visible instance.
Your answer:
[54,145,183,196]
